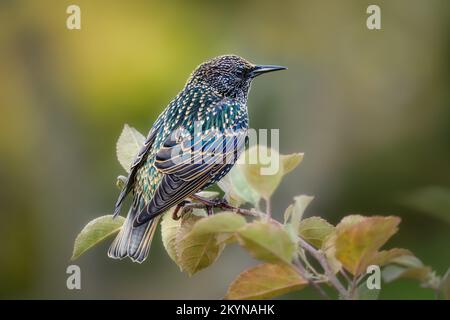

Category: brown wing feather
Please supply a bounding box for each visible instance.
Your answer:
[133,127,246,226]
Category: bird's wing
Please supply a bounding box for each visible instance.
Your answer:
[114,119,162,216]
[134,124,247,226]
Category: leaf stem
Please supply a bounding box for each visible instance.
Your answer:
[265,197,272,217]
[299,249,321,277]
[349,276,359,299]
[292,255,329,299]
[297,236,350,299]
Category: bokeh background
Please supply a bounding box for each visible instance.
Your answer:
[1,0,449,299]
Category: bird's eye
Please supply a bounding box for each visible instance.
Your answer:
[236,68,245,79]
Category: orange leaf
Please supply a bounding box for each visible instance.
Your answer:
[225,263,307,300]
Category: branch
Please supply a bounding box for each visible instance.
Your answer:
[184,198,350,299]
[181,201,264,218]
[264,197,272,217]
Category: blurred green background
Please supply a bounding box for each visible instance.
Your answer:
[0,0,449,299]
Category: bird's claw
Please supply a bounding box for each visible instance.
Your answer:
[173,196,231,220]
[172,200,191,220]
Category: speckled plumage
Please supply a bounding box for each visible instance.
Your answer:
[108,55,286,262]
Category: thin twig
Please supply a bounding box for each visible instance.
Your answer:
[299,249,321,277]
[181,201,263,218]
[265,197,272,217]
[297,237,349,299]
[293,255,329,299]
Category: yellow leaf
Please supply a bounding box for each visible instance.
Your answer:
[160,210,182,266]
[368,248,412,267]
[334,215,401,276]
[338,215,366,228]
[322,233,342,274]
[280,153,304,175]
[225,263,307,300]
[239,145,283,199]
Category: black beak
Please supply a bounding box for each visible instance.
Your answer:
[250,65,287,77]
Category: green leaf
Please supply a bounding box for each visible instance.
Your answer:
[239,145,283,199]
[283,204,294,224]
[280,153,304,175]
[218,147,304,206]
[381,255,432,284]
[225,263,307,300]
[237,220,296,264]
[116,124,145,173]
[176,214,225,276]
[190,209,208,217]
[216,233,238,245]
[290,195,314,232]
[298,216,335,248]
[382,265,432,283]
[190,212,246,236]
[401,186,450,224]
[161,210,182,266]
[334,215,401,276]
[218,166,260,207]
[71,215,125,260]
[390,255,424,268]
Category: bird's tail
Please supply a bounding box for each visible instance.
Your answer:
[108,206,160,263]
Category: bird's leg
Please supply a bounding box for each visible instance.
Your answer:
[172,200,191,220]
[172,203,183,220]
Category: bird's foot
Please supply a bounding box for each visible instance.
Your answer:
[173,196,232,220]
[190,195,232,212]
[172,200,191,220]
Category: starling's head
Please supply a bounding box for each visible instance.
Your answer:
[188,55,286,102]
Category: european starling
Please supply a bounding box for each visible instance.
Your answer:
[108,55,286,262]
